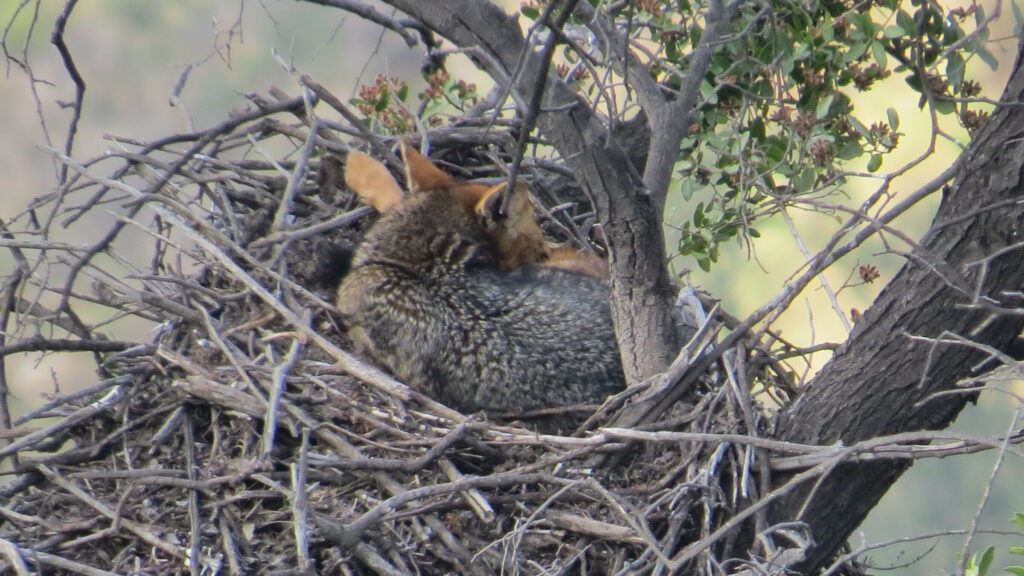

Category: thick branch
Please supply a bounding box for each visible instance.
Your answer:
[572,0,729,214]
[642,0,726,214]
[770,36,1024,572]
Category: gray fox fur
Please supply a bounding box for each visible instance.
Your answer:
[336,144,624,415]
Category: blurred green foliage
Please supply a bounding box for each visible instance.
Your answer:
[522,0,997,272]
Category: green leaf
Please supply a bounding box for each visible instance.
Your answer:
[714,226,738,242]
[883,25,906,38]
[680,178,696,201]
[943,20,965,46]
[693,202,705,227]
[700,80,718,105]
[1012,512,1024,531]
[731,131,751,156]
[749,118,766,140]
[934,99,956,115]
[697,256,712,273]
[906,73,923,93]
[867,154,883,173]
[816,94,834,119]
[420,99,446,119]
[837,140,864,161]
[848,117,872,140]
[666,38,680,61]
[871,41,888,67]
[821,17,835,42]
[397,84,409,103]
[1005,566,1024,576]
[1009,547,1024,556]
[704,131,726,149]
[521,5,539,19]
[781,54,796,76]
[843,42,868,64]
[976,47,999,71]
[979,546,995,576]
[947,51,966,89]
[764,136,788,165]
[966,549,986,576]
[887,107,900,131]
[375,85,390,112]
[848,13,876,38]
[897,10,915,33]
[792,167,817,192]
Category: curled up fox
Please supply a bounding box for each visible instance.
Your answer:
[336,142,625,419]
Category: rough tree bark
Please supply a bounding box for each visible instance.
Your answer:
[772,35,1024,571]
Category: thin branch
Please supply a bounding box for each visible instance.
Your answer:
[303,0,420,47]
[503,0,580,217]
[49,0,84,185]
[958,400,1022,573]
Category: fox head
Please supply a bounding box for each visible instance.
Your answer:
[343,142,550,271]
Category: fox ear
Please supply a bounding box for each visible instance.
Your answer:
[476,181,531,224]
[344,151,404,212]
[477,180,550,270]
[400,140,454,193]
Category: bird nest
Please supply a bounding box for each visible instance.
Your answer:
[0,88,799,575]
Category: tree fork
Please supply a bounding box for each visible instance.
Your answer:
[771,34,1024,572]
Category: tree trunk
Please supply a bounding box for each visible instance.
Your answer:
[379,0,685,383]
[771,34,1024,572]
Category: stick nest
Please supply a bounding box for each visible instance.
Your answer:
[0,90,800,575]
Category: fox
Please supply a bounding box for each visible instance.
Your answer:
[335,142,624,417]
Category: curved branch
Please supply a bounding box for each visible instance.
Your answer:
[50,0,85,185]
[302,0,421,47]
